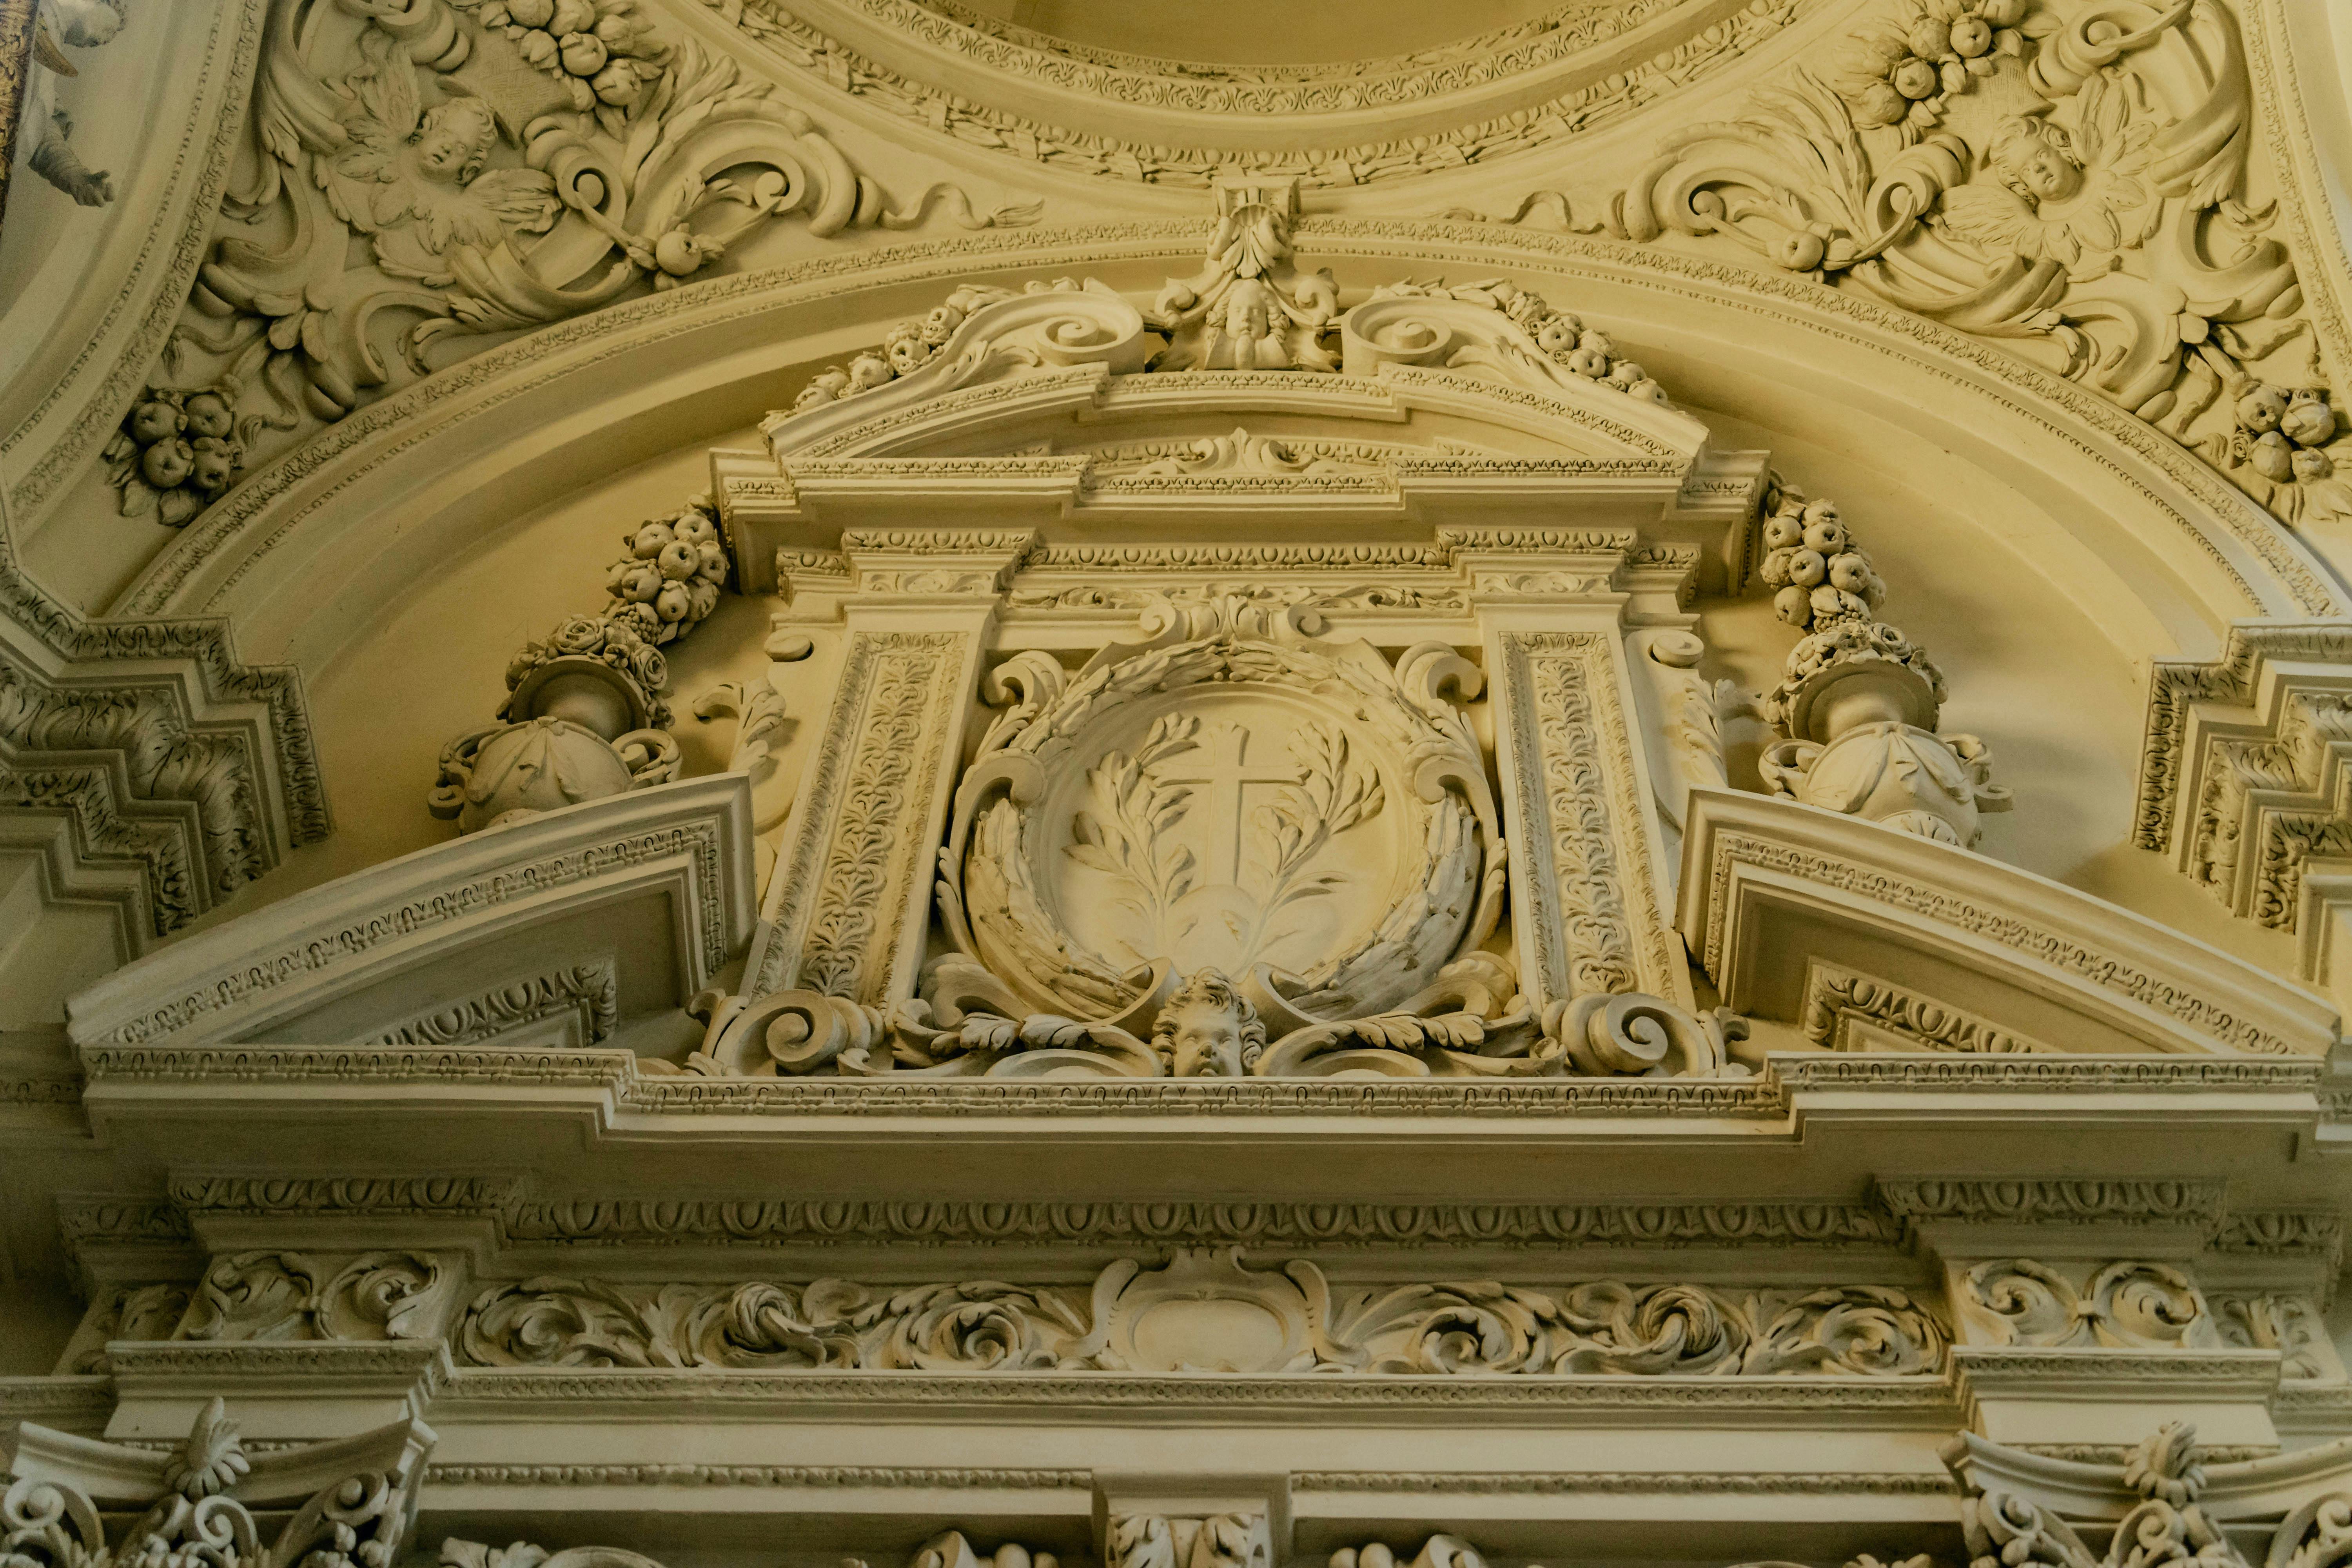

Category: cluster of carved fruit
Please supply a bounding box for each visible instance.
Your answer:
[1756,491,1887,634]
[102,389,243,526]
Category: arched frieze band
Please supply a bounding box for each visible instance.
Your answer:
[107,219,2335,663]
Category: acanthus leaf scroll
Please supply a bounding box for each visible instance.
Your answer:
[114,0,1040,528]
[453,1248,1948,1378]
[1461,0,2348,531]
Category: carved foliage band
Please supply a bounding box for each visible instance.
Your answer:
[760,630,969,1003]
[456,1249,1946,1378]
[1494,630,1676,1005]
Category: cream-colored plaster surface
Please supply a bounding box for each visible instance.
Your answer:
[11,1,2352,1557]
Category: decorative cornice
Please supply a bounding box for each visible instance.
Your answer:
[419,1462,1948,1497]
[499,1197,1902,1250]
[0,1377,114,1422]
[167,1176,521,1219]
[1289,1468,1959,1495]
[1772,1054,2322,1093]
[2213,1210,2346,1260]
[67,776,751,1051]
[424,1463,1089,1488]
[1949,1345,2285,1386]
[1875,1178,2230,1233]
[440,1367,1954,1414]
[106,1339,452,1385]
[2134,625,2352,947]
[0,567,325,944]
[56,1195,191,1248]
[1684,789,2337,1060]
[76,1038,2334,1117]
[75,1044,1789,1114]
[2137,624,2352,848]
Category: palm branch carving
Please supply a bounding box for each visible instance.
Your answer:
[1064,715,1201,927]
[1256,722,1385,916]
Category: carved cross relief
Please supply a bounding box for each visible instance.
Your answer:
[1055,698,1390,983]
[1152,723,1299,889]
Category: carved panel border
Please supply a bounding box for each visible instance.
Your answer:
[82,816,730,1049]
[757,629,969,1003]
[1494,629,1677,1005]
[1800,962,2040,1054]
[370,962,620,1050]
[1697,831,2301,1057]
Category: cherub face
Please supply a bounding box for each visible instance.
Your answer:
[1160,998,1247,1078]
[2007,141,2082,203]
[410,102,494,184]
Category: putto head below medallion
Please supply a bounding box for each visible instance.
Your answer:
[1150,970,1266,1078]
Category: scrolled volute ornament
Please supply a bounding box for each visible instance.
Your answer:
[1961,1422,2245,1568]
[1340,279,1668,404]
[1250,953,1550,1079]
[675,986,893,1077]
[1544,991,1745,1079]
[778,278,1153,426]
[5,1399,427,1568]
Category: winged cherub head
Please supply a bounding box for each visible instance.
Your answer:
[1152,969,1266,1078]
[1938,80,2155,274]
[410,96,497,187]
[1985,116,2085,207]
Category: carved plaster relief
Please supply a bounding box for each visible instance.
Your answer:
[176,1250,458,1344]
[108,0,1040,531]
[430,501,732,835]
[454,1248,1947,1377]
[751,624,979,1005]
[1949,1258,2220,1350]
[1800,962,2043,1053]
[942,598,1499,1034]
[1460,0,2352,540]
[1487,626,1684,1011]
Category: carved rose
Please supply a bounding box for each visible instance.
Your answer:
[548,615,610,655]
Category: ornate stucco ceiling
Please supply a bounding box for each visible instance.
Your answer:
[696,0,1804,175]
[935,0,1583,66]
